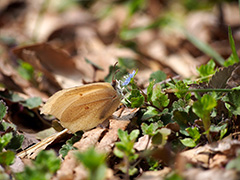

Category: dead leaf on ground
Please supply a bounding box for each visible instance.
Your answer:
[54,108,137,180]
[13,43,85,89]
[183,168,238,180]
[17,128,69,159]
[178,135,240,173]
[137,167,172,180]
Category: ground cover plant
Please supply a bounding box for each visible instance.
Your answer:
[1,0,240,179]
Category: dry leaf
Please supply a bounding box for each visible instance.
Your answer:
[17,129,69,159]
[208,63,239,88]
[183,168,237,180]
[137,167,171,180]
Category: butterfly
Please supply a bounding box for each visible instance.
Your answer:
[41,82,122,133]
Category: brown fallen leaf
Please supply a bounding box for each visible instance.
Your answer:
[0,1,27,27]
[183,168,238,180]
[178,135,240,173]
[0,55,49,99]
[208,63,239,88]
[12,43,85,89]
[137,167,172,180]
[54,108,136,180]
[54,125,124,180]
[209,154,228,169]
[17,128,69,159]
[134,135,151,152]
[96,119,131,153]
[178,146,212,169]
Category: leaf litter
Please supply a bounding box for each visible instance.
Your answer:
[1,1,240,180]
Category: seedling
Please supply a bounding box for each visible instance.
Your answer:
[75,147,107,180]
[15,150,61,180]
[114,129,139,177]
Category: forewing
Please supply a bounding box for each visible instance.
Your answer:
[41,83,114,119]
[41,82,121,132]
[61,95,120,132]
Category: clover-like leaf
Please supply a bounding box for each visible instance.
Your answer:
[223,91,240,115]
[151,84,169,109]
[0,100,7,120]
[149,70,166,83]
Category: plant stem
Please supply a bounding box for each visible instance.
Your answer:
[166,88,233,93]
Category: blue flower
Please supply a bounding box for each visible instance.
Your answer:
[122,70,136,86]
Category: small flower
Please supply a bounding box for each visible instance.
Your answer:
[122,70,136,86]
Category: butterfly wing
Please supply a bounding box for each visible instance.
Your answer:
[41,83,121,132]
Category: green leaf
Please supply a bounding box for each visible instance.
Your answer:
[226,150,240,171]
[115,142,128,152]
[127,0,145,16]
[114,129,139,163]
[129,130,140,141]
[0,121,16,131]
[59,144,76,158]
[15,150,60,180]
[117,129,128,143]
[193,94,216,141]
[151,84,169,109]
[118,57,136,69]
[220,128,228,140]
[186,127,200,141]
[141,123,158,136]
[0,150,15,166]
[104,65,128,83]
[197,59,216,82]
[159,128,171,145]
[59,131,83,158]
[152,132,162,145]
[152,128,171,145]
[228,27,239,64]
[184,30,225,65]
[172,99,189,112]
[6,134,24,150]
[15,166,46,180]
[129,82,144,108]
[21,97,42,109]
[224,54,237,67]
[85,58,104,71]
[192,94,217,119]
[173,111,189,130]
[165,171,183,180]
[180,138,196,147]
[0,171,9,180]
[76,147,107,180]
[8,93,25,103]
[0,100,7,120]
[223,91,240,115]
[130,95,144,108]
[147,81,154,102]
[0,133,13,152]
[210,123,227,132]
[120,16,170,40]
[149,70,167,83]
[169,80,190,99]
[128,167,138,176]
[17,61,34,80]
[114,147,124,158]
[35,150,61,173]
[141,106,159,121]
[76,147,106,170]
[120,27,145,41]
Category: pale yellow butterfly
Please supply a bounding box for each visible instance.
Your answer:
[41,82,122,133]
